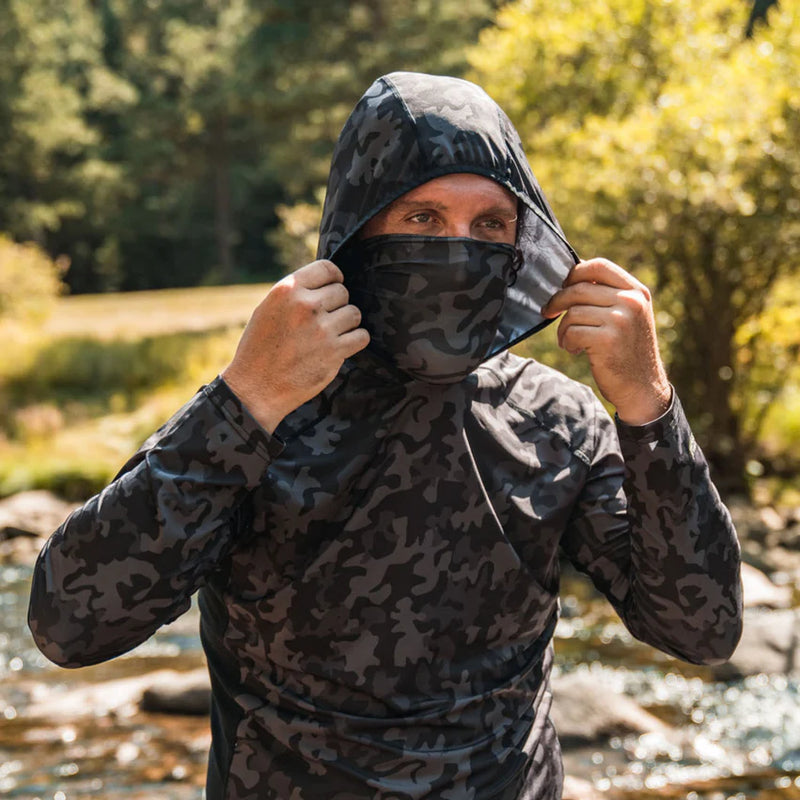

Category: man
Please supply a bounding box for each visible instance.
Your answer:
[29,72,742,799]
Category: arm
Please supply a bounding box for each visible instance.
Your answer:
[29,259,369,668]
[544,257,741,663]
[28,379,280,667]
[561,392,742,665]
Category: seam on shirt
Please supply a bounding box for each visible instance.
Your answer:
[203,381,280,462]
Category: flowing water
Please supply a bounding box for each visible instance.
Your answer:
[1,561,797,799]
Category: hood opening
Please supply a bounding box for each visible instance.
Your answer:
[318,71,579,365]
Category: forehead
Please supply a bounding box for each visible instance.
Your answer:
[386,173,517,212]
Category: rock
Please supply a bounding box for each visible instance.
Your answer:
[551,671,670,747]
[778,529,800,552]
[140,668,211,715]
[712,608,800,680]
[22,669,211,720]
[727,497,773,546]
[562,775,605,800]
[741,562,792,609]
[0,535,46,564]
[759,506,786,532]
[24,671,173,720]
[0,491,78,540]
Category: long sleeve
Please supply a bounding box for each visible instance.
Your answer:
[560,391,743,665]
[28,377,282,668]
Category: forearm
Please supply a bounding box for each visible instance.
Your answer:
[614,394,742,663]
[28,377,281,667]
[563,393,742,665]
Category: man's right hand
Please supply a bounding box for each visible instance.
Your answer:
[221,260,369,433]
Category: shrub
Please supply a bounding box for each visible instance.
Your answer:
[0,235,68,326]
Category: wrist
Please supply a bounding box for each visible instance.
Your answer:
[220,368,292,434]
[614,381,673,426]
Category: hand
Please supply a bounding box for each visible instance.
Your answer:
[542,258,671,425]
[222,260,369,432]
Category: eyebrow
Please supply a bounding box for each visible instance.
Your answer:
[389,199,518,217]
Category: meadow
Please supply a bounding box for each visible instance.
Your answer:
[0,285,269,499]
[1,281,798,504]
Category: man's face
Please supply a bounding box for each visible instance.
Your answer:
[359,173,518,245]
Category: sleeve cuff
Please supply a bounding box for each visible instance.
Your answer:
[203,376,285,460]
[614,384,680,444]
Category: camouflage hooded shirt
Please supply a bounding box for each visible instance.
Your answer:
[29,73,743,800]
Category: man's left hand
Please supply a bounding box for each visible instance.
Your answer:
[542,258,672,426]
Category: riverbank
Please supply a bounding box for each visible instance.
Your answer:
[2,491,800,799]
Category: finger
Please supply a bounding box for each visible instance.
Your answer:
[336,327,371,358]
[563,258,648,293]
[544,283,628,316]
[314,281,351,312]
[556,309,600,351]
[557,304,610,333]
[559,323,612,355]
[291,259,344,290]
[326,303,363,334]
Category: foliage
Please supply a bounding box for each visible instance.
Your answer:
[0,0,134,292]
[469,0,800,489]
[0,235,67,326]
[0,0,499,292]
[0,283,266,499]
[251,0,502,273]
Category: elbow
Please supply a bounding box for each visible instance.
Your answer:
[624,593,743,667]
[664,612,743,667]
[689,617,743,667]
[28,608,129,669]
[29,629,88,669]
[28,570,109,669]
[27,599,99,669]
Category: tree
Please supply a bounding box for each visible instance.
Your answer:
[469,0,800,490]
[252,0,503,266]
[0,0,134,292]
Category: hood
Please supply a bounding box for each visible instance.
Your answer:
[318,71,579,359]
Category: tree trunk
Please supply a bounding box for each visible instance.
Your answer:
[212,115,234,284]
[664,227,750,495]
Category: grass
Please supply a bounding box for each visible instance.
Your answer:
[3,281,800,503]
[40,283,271,341]
[0,284,269,500]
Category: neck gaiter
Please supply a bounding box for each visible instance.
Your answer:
[339,235,517,384]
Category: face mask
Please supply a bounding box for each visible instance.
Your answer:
[339,235,518,384]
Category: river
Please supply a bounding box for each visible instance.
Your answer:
[2,561,798,799]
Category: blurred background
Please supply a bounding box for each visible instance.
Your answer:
[1,0,799,797]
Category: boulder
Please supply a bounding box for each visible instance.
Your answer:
[551,670,670,747]
[140,668,211,715]
[21,668,211,720]
[0,491,78,540]
[727,497,775,546]
[712,608,800,680]
[741,562,792,609]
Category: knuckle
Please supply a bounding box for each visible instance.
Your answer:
[269,278,294,300]
[298,293,325,317]
[623,291,649,313]
[319,259,344,283]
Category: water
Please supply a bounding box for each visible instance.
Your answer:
[2,561,798,798]
[0,563,208,799]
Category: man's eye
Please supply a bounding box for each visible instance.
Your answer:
[480,218,505,230]
[408,213,435,224]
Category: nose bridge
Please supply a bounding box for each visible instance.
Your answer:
[446,217,473,239]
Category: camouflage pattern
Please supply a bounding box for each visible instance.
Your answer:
[339,235,517,383]
[319,71,579,355]
[29,71,743,800]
